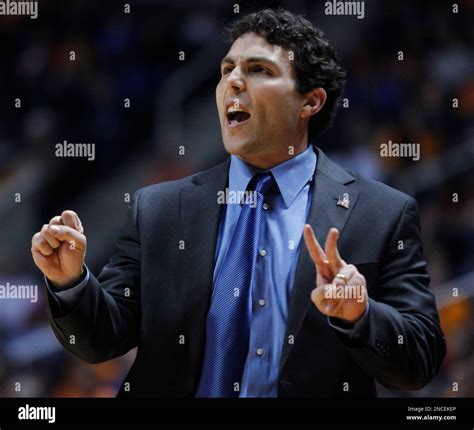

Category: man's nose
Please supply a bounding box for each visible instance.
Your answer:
[227,67,245,92]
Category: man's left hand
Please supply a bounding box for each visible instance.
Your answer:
[303,224,368,325]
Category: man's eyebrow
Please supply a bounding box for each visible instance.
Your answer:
[220,56,235,65]
[220,56,279,68]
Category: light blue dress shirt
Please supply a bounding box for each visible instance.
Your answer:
[213,145,317,397]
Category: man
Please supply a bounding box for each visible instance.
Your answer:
[32,8,446,397]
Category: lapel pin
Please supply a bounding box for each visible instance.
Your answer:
[337,193,350,209]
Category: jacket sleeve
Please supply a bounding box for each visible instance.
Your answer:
[46,191,142,364]
[331,197,447,390]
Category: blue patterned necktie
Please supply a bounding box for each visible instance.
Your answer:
[196,172,276,397]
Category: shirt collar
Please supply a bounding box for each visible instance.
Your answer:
[229,145,317,208]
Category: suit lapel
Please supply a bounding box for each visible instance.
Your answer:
[280,147,360,372]
[180,160,229,389]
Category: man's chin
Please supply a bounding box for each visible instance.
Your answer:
[222,139,255,157]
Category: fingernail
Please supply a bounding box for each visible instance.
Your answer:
[50,226,59,234]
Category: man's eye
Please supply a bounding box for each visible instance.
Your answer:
[251,66,270,74]
[222,66,234,75]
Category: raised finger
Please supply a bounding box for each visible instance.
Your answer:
[303,224,332,278]
[325,228,345,274]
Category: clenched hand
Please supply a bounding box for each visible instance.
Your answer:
[31,210,86,289]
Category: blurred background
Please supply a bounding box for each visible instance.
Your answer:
[0,0,473,397]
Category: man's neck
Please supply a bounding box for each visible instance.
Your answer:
[236,144,310,170]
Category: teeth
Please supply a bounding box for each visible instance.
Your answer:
[227,106,245,113]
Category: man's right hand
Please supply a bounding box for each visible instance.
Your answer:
[31,210,87,289]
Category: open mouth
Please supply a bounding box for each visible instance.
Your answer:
[226,110,251,127]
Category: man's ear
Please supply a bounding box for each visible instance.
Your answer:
[301,88,327,118]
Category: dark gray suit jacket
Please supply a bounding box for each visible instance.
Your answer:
[47,146,446,397]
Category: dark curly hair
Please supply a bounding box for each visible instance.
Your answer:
[225,8,347,140]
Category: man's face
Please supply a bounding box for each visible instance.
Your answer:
[216,32,307,167]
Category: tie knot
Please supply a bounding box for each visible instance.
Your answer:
[252,172,275,196]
